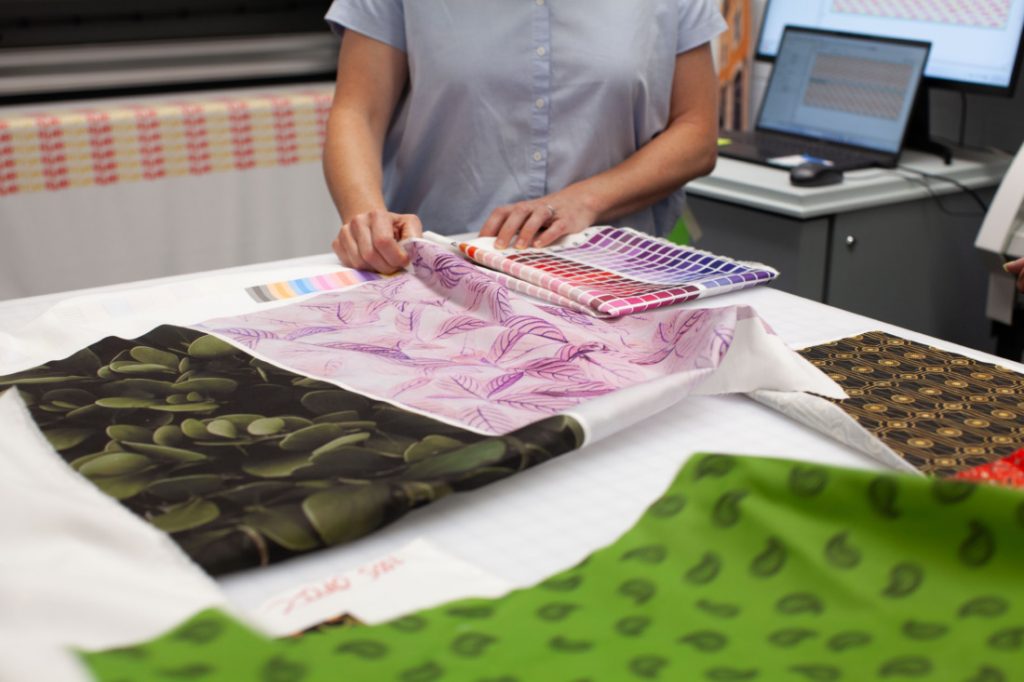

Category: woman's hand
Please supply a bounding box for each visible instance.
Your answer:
[1005,257,1024,293]
[480,188,598,250]
[332,210,423,274]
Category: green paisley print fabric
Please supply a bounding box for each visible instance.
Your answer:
[83,453,1024,681]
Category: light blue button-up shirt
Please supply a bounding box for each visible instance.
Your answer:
[326,0,726,236]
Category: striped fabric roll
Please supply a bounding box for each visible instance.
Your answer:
[0,87,334,196]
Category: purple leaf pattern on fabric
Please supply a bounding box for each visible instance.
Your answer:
[210,327,278,349]
[199,241,768,435]
[389,377,432,397]
[494,393,580,413]
[435,315,490,339]
[486,371,524,397]
[442,375,485,399]
[461,405,517,434]
[284,326,338,341]
[318,342,413,362]
[488,328,527,365]
[523,358,587,382]
[536,381,615,398]
[503,315,568,343]
[538,305,596,327]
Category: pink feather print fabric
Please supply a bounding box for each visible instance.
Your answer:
[199,241,759,435]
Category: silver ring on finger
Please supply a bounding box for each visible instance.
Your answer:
[544,204,557,220]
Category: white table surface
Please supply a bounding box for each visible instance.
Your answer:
[688,147,1012,219]
[2,256,1018,614]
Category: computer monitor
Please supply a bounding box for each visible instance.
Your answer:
[756,0,1024,95]
[758,28,929,156]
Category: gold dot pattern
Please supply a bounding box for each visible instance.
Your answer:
[800,331,1024,476]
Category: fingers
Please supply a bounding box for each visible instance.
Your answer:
[514,206,554,249]
[331,234,347,266]
[493,204,557,249]
[395,213,424,241]
[494,205,531,249]
[1005,257,1024,275]
[479,205,510,239]
[533,218,570,248]
[333,222,365,269]
[369,211,410,272]
[482,200,574,249]
[334,210,420,274]
[1003,258,1024,292]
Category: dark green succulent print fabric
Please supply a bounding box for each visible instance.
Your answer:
[0,325,582,575]
[83,453,1024,682]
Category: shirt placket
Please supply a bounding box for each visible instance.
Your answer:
[529,0,551,199]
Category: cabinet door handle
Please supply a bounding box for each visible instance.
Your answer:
[845,235,856,249]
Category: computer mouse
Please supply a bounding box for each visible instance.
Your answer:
[789,162,844,187]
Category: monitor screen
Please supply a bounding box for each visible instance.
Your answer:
[758,28,929,153]
[756,0,1024,93]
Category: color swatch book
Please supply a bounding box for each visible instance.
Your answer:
[429,227,779,318]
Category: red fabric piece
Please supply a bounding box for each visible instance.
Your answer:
[954,448,1024,488]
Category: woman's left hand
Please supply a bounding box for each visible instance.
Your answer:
[479,188,598,250]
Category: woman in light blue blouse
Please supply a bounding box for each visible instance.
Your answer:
[324,0,726,273]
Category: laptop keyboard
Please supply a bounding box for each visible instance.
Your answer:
[756,136,878,169]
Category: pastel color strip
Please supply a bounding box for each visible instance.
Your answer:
[245,270,386,302]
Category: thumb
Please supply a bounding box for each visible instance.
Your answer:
[395,213,424,241]
[1005,257,1024,275]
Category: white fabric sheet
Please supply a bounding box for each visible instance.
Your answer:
[0,389,226,682]
[569,314,845,444]
[5,259,1015,677]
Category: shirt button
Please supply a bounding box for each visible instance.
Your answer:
[535,98,545,109]
[533,151,543,162]
[536,0,545,5]
[536,46,546,57]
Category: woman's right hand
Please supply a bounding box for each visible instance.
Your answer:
[332,210,423,274]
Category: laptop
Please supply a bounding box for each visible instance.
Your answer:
[720,27,930,171]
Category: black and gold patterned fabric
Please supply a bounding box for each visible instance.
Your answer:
[799,331,1024,477]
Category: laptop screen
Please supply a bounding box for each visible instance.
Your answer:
[757,28,930,154]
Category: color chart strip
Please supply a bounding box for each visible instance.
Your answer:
[460,227,778,318]
[245,270,386,302]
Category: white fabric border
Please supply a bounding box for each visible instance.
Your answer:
[0,389,227,682]
[749,389,920,475]
[567,315,846,445]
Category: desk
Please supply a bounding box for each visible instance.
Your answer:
[1,254,1016,618]
[687,149,1012,353]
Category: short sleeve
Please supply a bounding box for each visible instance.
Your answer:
[324,0,406,52]
[676,0,728,54]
